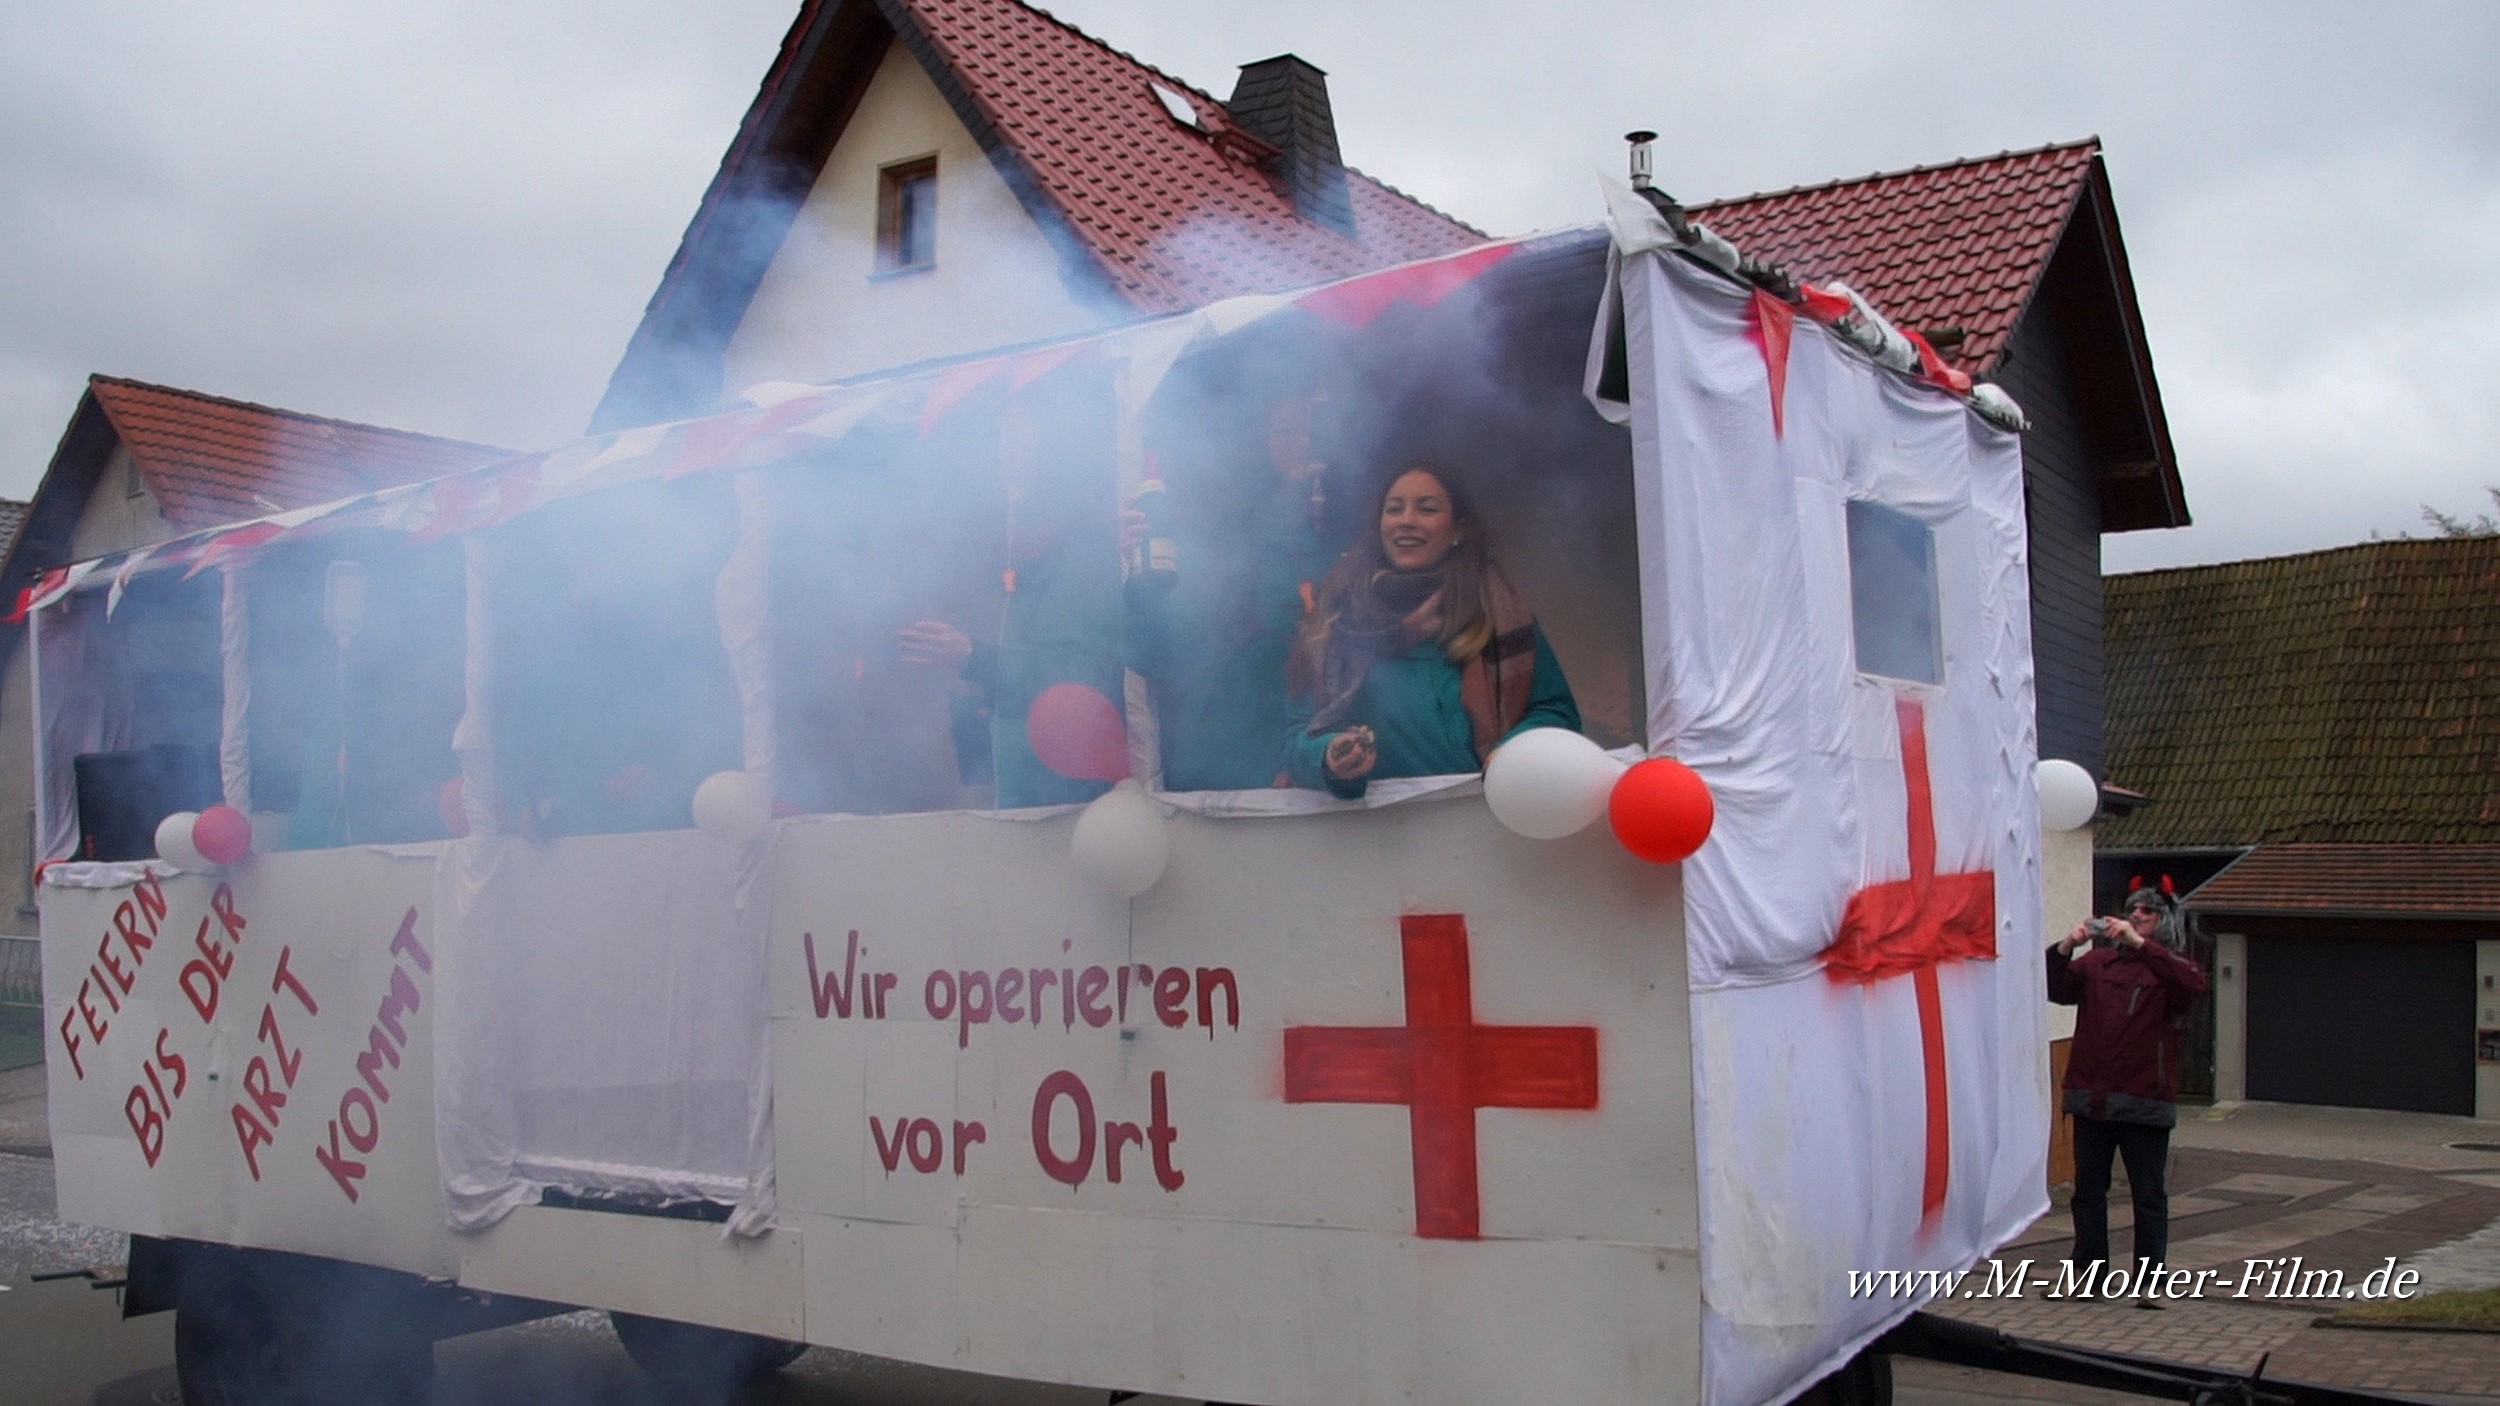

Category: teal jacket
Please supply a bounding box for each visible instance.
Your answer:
[983,534,1123,809]
[1128,490,1332,791]
[1284,628,1580,798]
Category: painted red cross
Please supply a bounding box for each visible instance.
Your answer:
[1282,914,1600,1239]
[1821,696,1998,1224]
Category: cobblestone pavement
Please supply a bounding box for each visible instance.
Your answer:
[1928,1133,2500,1400]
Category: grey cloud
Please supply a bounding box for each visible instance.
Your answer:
[4,1,2495,572]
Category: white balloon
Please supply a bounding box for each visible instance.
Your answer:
[1484,728,1626,840]
[1071,780,1169,898]
[2036,759,2099,832]
[692,770,772,844]
[154,811,209,873]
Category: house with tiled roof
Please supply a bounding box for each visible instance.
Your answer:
[592,0,1484,432]
[1692,139,2186,781]
[595,0,2184,803]
[0,377,510,935]
[2100,536,2500,1117]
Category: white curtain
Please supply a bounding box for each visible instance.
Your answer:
[432,512,779,1233]
[1615,246,2049,1406]
[431,830,775,1231]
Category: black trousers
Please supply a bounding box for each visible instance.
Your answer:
[2069,1115,2172,1274]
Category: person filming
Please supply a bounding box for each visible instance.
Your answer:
[2047,886,2208,1304]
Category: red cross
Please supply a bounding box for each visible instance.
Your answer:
[1282,914,1600,1239]
[1821,697,1998,1224]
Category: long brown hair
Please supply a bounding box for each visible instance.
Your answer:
[1291,464,1504,701]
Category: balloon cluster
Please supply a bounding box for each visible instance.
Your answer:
[154,805,253,873]
[1484,728,1715,864]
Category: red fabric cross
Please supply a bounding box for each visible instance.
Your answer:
[1283,914,1600,1239]
[1821,697,1997,1224]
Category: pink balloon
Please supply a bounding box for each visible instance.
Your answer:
[194,804,254,867]
[1028,683,1130,782]
[438,778,470,838]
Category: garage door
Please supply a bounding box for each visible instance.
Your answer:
[2246,934,2473,1115]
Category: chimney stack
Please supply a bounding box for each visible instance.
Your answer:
[1228,55,1355,238]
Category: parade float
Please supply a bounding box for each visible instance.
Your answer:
[31,176,2074,1406]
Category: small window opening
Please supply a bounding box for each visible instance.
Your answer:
[877,157,938,272]
[1150,83,1203,131]
[1845,499,1942,685]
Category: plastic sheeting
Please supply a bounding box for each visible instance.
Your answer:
[31,591,128,864]
[430,829,776,1231]
[433,490,779,1234]
[1612,246,2047,1406]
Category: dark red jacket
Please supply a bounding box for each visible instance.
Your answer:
[2047,938,2208,1126]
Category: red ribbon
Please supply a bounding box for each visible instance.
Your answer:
[1746,288,1795,439]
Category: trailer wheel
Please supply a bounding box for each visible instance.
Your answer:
[609,1310,806,1403]
[1798,1348,1892,1406]
[174,1251,434,1406]
[173,1266,294,1406]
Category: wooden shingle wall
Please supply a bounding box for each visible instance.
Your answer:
[1996,301,2105,777]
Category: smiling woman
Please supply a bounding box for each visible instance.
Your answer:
[1283,462,1581,798]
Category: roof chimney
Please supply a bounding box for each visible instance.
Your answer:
[1227,55,1355,238]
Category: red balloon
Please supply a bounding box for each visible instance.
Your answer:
[1027,682,1131,782]
[1608,758,1714,864]
[438,778,470,838]
[194,804,254,867]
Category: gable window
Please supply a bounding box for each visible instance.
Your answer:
[1845,499,1942,685]
[876,157,938,272]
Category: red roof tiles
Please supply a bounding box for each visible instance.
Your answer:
[1694,140,2101,375]
[2189,844,2500,921]
[86,377,511,532]
[893,0,1484,311]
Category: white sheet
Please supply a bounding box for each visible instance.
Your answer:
[431,829,775,1231]
[1616,247,2048,1406]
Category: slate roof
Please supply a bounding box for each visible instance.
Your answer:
[2099,536,2500,849]
[86,376,511,531]
[894,0,1485,312]
[2188,844,2500,921]
[1694,140,2101,376]
[0,500,27,561]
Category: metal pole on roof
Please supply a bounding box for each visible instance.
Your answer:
[1625,131,1657,191]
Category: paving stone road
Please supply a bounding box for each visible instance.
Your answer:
[1924,1105,2500,1401]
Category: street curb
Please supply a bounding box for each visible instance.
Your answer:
[2309,1316,2500,1335]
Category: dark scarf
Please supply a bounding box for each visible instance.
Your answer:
[1302,568,1539,762]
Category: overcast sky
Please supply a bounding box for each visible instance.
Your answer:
[4,2,2493,570]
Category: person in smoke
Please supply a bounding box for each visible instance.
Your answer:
[1125,392,1337,790]
[898,399,1122,809]
[1284,463,1578,798]
[2049,884,2207,1305]
[493,483,744,838]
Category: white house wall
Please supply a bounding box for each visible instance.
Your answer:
[2212,931,2247,1104]
[2479,939,2500,1120]
[721,42,1112,393]
[2040,824,2091,1043]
